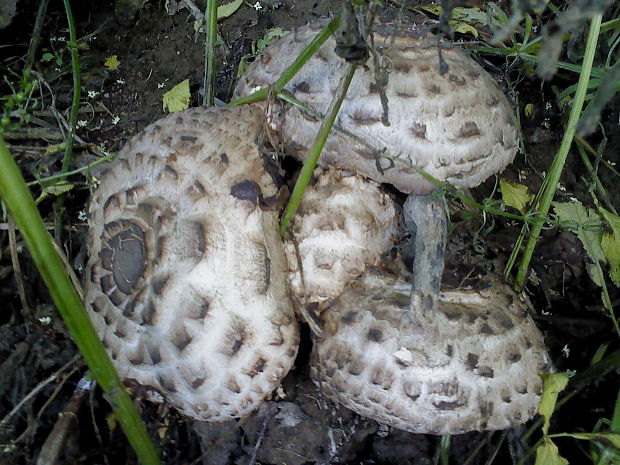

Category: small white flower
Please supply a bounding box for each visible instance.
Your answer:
[116,79,125,85]
[112,115,120,125]
[562,344,570,358]
[250,85,263,93]
[77,120,88,127]
[88,90,99,98]
[558,183,566,192]
[253,1,262,10]
[545,101,553,111]
[78,210,88,221]
[566,369,577,378]
[38,316,52,325]
[158,82,166,89]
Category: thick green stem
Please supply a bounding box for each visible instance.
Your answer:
[0,137,161,465]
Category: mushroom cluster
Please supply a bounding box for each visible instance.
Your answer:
[84,17,550,436]
[234,19,549,434]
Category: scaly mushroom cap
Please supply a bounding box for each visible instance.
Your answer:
[234,21,520,194]
[284,167,400,305]
[311,267,550,434]
[85,106,299,421]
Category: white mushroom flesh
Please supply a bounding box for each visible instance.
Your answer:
[312,268,551,434]
[85,106,299,421]
[234,21,520,195]
[284,167,400,305]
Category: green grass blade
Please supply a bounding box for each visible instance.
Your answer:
[54,0,82,242]
[0,136,161,465]
[203,0,218,106]
[512,13,603,291]
[279,63,356,237]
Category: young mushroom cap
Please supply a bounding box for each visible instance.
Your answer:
[85,106,299,421]
[311,267,550,435]
[234,20,520,195]
[284,167,400,306]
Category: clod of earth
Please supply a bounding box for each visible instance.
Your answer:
[85,105,299,421]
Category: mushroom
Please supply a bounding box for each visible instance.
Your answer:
[284,166,400,307]
[311,265,551,434]
[84,105,299,421]
[233,20,520,311]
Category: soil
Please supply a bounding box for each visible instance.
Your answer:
[0,1,618,464]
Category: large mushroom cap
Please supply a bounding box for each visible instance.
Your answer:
[234,20,520,194]
[311,267,550,435]
[85,105,299,421]
[284,167,400,305]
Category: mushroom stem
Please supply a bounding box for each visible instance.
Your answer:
[403,193,447,318]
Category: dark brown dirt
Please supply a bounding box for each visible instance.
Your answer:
[1,1,618,464]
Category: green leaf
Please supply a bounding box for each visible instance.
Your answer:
[162,79,191,113]
[500,179,533,213]
[553,200,606,266]
[44,182,74,196]
[535,437,569,465]
[104,55,121,71]
[255,27,287,54]
[217,0,243,19]
[42,52,54,62]
[524,103,534,118]
[237,27,288,78]
[539,372,569,435]
[599,208,620,287]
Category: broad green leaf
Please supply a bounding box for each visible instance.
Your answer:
[539,372,569,435]
[551,432,620,449]
[104,55,121,71]
[599,207,620,286]
[217,0,243,19]
[42,52,54,62]
[162,79,191,113]
[500,179,533,213]
[535,437,569,465]
[553,200,606,265]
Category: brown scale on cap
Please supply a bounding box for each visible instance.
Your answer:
[85,106,299,421]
